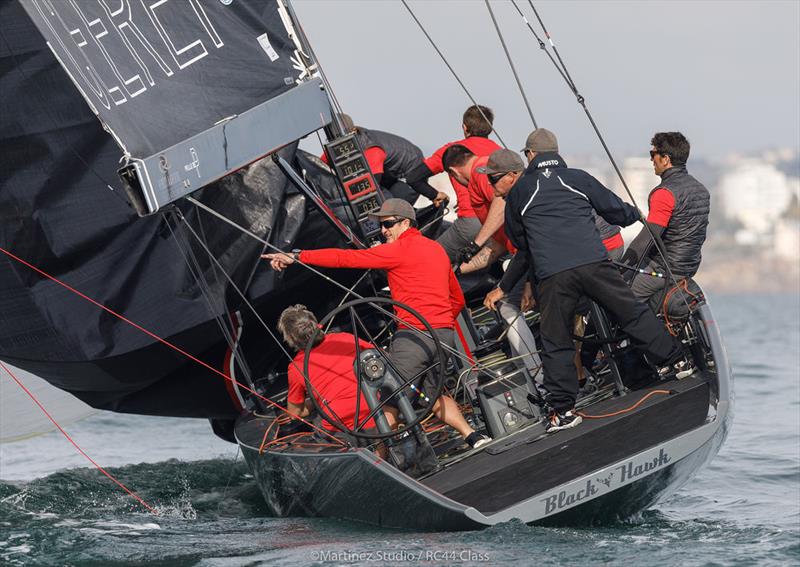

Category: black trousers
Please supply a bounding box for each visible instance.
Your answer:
[537,261,679,412]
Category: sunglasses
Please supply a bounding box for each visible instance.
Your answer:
[650,150,669,159]
[379,218,404,229]
[488,172,508,186]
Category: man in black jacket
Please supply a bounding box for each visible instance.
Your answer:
[621,132,710,310]
[323,114,445,206]
[494,129,688,432]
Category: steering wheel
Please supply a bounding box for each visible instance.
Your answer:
[302,297,446,440]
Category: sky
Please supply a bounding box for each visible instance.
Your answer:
[292,0,800,161]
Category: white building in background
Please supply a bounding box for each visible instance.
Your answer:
[611,157,660,243]
[612,157,661,213]
[774,218,800,262]
[718,160,795,238]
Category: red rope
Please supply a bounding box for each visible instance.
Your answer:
[0,361,158,515]
[577,389,673,419]
[0,247,347,447]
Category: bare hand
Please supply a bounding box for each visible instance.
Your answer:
[261,252,295,272]
[432,192,449,208]
[520,281,535,311]
[484,287,505,311]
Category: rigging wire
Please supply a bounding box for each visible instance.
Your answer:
[484,0,538,128]
[0,361,158,515]
[516,1,691,309]
[172,211,353,435]
[0,246,348,446]
[163,212,259,405]
[185,197,501,382]
[400,0,507,148]
[282,0,348,133]
[509,0,573,89]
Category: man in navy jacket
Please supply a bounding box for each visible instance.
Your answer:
[492,129,688,433]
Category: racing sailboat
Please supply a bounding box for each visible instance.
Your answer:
[0,0,731,529]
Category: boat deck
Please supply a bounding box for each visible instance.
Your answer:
[420,373,712,514]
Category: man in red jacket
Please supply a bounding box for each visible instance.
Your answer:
[278,304,384,436]
[405,105,502,262]
[264,199,490,449]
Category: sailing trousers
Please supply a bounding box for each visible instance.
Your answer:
[537,260,679,412]
[387,328,456,408]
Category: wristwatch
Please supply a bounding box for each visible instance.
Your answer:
[291,249,301,260]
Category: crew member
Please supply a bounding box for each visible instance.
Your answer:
[264,199,490,449]
[405,105,502,261]
[621,132,710,309]
[322,114,444,206]
[440,145,540,375]
[494,131,690,433]
[483,131,625,316]
[278,304,392,441]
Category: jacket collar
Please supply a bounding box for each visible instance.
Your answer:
[397,227,420,241]
[528,151,567,170]
[660,165,687,181]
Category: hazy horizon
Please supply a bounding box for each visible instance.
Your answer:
[293,0,800,161]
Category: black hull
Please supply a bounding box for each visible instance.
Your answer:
[236,304,732,530]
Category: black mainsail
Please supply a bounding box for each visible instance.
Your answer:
[0,0,343,422]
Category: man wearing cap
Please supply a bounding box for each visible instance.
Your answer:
[263,198,490,449]
[440,145,541,375]
[493,129,689,433]
[621,132,710,310]
[321,113,446,206]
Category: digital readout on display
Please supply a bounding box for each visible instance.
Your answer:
[360,218,380,235]
[355,195,380,217]
[327,138,357,161]
[336,156,368,180]
[344,175,374,200]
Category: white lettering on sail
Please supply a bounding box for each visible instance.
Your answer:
[71,0,146,103]
[32,0,115,110]
[100,0,175,84]
[29,0,227,111]
[143,0,224,70]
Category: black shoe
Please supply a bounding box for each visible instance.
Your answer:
[465,432,491,449]
[658,357,697,380]
[577,370,604,398]
[546,409,583,433]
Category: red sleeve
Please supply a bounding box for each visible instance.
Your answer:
[647,188,675,227]
[423,143,450,174]
[286,360,307,405]
[300,243,402,270]
[602,232,624,252]
[320,152,329,165]
[364,146,386,175]
[448,269,466,317]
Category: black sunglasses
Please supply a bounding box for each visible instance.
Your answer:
[488,172,508,186]
[379,218,403,229]
[650,150,669,159]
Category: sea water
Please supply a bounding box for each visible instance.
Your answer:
[1,293,798,566]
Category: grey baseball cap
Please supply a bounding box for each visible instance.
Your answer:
[368,198,416,221]
[476,149,525,176]
[521,128,559,153]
